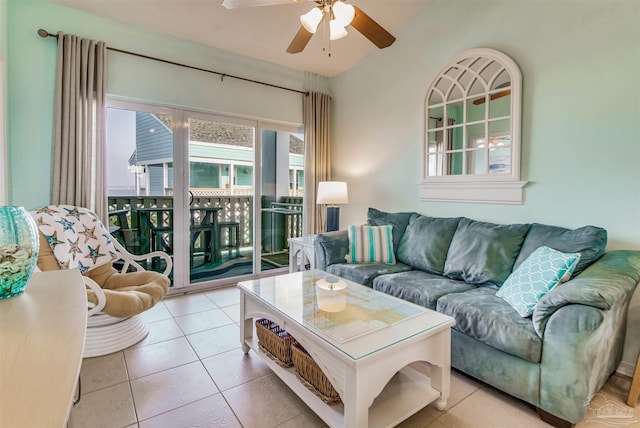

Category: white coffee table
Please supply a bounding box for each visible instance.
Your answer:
[238,270,455,428]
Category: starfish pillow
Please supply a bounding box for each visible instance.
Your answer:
[30,205,118,273]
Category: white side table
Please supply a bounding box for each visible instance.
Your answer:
[288,235,316,273]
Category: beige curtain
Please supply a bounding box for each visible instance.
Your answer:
[303,92,331,234]
[52,32,108,222]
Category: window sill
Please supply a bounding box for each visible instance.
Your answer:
[419,179,528,204]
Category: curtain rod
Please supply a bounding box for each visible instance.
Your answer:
[37,29,309,97]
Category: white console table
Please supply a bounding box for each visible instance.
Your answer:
[0,269,87,427]
[288,235,316,273]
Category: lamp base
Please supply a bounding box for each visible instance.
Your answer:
[326,206,340,232]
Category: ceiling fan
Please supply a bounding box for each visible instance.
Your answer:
[221,0,396,54]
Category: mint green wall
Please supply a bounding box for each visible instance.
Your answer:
[330,1,640,369]
[332,0,639,249]
[6,0,314,210]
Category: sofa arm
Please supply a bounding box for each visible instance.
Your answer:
[533,250,640,337]
[314,230,349,270]
[539,300,627,423]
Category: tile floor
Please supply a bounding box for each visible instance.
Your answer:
[69,286,639,428]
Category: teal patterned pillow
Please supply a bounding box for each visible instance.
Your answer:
[346,224,396,264]
[497,246,581,317]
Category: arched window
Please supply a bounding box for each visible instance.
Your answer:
[421,48,526,203]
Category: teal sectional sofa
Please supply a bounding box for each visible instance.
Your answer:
[314,208,640,427]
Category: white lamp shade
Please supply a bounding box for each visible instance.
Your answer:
[332,1,355,27]
[315,277,347,312]
[329,19,348,40]
[300,7,323,33]
[317,181,349,205]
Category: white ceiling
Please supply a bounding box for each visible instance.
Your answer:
[48,0,429,77]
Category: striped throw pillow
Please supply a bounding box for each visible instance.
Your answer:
[346,225,396,264]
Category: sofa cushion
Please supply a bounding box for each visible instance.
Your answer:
[367,208,414,254]
[326,262,412,287]
[373,270,476,310]
[497,246,581,317]
[514,223,607,277]
[36,231,62,271]
[437,287,542,363]
[314,230,349,270]
[397,215,461,274]
[346,224,395,264]
[444,218,530,286]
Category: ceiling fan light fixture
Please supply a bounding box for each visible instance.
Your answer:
[329,19,348,40]
[287,0,395,54]
[300,7,323,33]
[332,1,355,27]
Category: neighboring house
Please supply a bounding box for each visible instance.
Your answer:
[129,112,303,196]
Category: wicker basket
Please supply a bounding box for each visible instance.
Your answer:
[255,318,294,367]
[291,341,341,404]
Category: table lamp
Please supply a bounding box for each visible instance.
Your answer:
[316,181,349,232]
[315,277,347,312]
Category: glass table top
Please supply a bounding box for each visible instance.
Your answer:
[238,270,454,360]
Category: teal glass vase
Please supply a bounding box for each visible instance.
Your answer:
[0,206,39,299]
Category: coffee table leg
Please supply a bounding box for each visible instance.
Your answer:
[431,364,449,410]
[343,368,369,427]
[430,330,451,410]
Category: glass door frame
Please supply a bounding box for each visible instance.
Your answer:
[107,97,303,290]
[185,110,260,287]
[257,121,305,276]
[107,99,189,288]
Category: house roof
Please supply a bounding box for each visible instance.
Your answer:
[134,112,303,166]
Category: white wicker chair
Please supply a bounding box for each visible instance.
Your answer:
[81,238,172,358]
[32,205,172,358]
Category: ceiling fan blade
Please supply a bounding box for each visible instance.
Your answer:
[472,83,511,105]
[350,5,396,49]
[221,0,306,9]
[472,89,511,105]
[287,26,314,54]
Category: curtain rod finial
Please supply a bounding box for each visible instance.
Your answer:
[37,29,52,38]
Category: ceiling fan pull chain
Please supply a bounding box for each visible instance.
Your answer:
[328,1,333,57]
[325,9,332,58]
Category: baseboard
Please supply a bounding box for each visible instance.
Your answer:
[617,361,635,378]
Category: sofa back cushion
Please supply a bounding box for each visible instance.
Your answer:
[397,214,461,274]
[444,218,530,285]
[367,208,414,254]
[514,223,607,276]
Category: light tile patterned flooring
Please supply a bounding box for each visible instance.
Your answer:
[69,286,639,428]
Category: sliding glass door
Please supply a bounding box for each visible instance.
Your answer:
[106,100,303,289]
[105,103,176,278]
[260,125,305,272]
[186,113,257,284]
